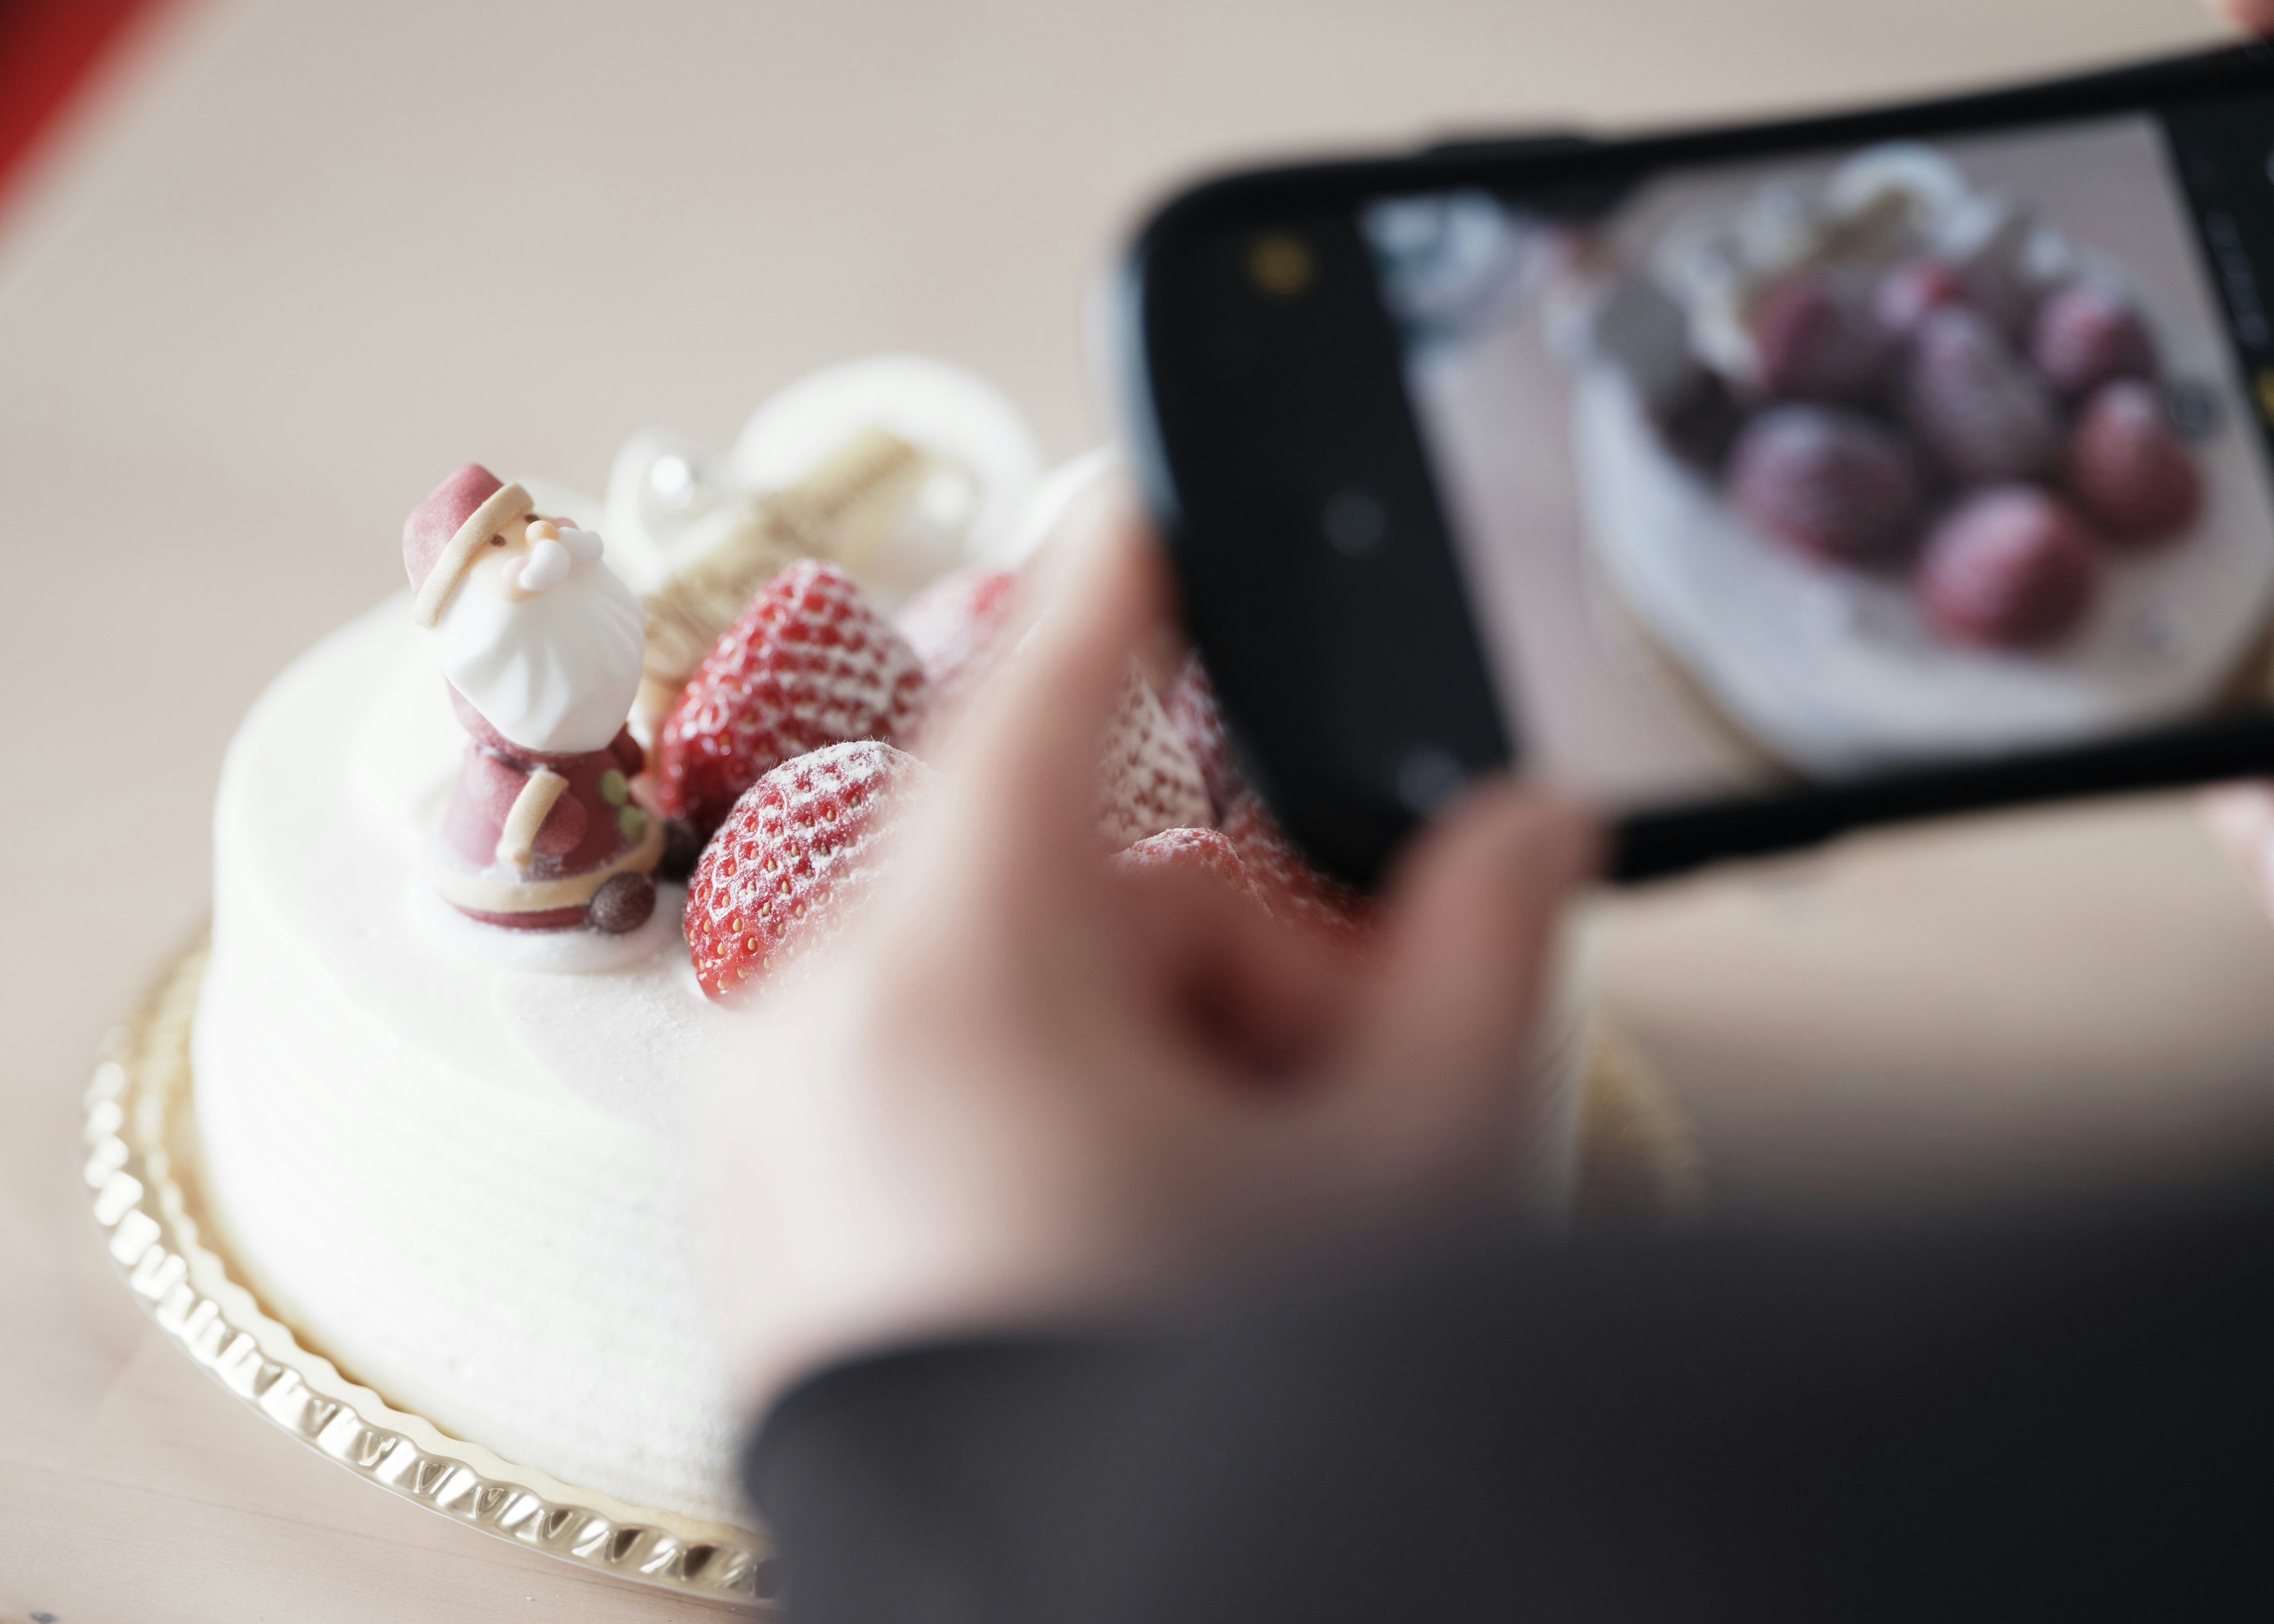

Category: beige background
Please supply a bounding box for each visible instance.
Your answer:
[7,0,2273,1617]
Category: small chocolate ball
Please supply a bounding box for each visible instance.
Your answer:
[656,816,706,882]
[587,871,658,934]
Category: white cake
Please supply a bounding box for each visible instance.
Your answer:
[188,364,1595,1532]
[192,596,750,1522]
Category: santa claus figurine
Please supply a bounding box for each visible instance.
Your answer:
[403,462,664,932]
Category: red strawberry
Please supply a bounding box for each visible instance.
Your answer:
[656,561,927,834]
[893,566,1020,751]
[1112,825,1266,911]
[1749,272,1895,404]
[1162,651,1246,816]
[683,740,933,999]
[1097,670,1212,850]
[1918,486,2101,649]
[2029,284,2157,399]
[1872,257,1969,341]
[897,565,1020,692]
[1219,792,1372,947]
[1727,405,1925,564]
[2066,379,2202,546]
[1900,307,2062,485]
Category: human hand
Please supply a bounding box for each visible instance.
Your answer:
[2202,782,2274,916]
[699,480,1597,1413]
[2214,0,2274,33]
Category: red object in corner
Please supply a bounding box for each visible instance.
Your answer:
[0,0,174,220]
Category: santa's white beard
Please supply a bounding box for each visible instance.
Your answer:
[433,558,646,754]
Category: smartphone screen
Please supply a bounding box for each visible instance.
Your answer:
[1361,105,2274,811]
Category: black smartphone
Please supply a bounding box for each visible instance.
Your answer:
[1117,44,2274,884]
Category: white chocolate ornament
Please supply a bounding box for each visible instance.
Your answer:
[403,462,661,936]
[608,355,1045,733]
[434,517,646,756]
[732,354,1043,604]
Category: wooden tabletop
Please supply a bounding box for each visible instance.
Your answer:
[5,0,2266,1616]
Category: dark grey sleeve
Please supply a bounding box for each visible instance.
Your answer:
[747,1184,2274,1623]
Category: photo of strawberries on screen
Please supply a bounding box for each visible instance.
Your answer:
[1367,116,2274,807]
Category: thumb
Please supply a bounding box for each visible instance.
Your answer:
[1339,783,1598,1167]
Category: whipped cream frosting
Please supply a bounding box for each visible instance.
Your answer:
[192,598,743,1522]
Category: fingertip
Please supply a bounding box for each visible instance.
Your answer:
[2201,780,2274,908]
[2209,0,2274,36]
[1393,779,1601,908]
[1022,468,1163,630]
[1367,780,1598,1057]
[930,476,1174,875]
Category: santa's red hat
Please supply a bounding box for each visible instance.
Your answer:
[403,462,535,628]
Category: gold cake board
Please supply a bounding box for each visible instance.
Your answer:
[83,939,1701,1605]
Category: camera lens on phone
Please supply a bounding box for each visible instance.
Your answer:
[1322,488,1387,557]
[1395,745,1467,814]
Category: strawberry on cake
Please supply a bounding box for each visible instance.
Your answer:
[653,559,929,839]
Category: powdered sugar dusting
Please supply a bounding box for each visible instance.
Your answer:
[657,561,927,832]
[894,566,1020,751]
[897,567,1019,684]
[683,739,934,998]
[1219,790,1372,946]
[1113,825,1264,909]
[1161,651,1245,816]
[1096,670,1212,850]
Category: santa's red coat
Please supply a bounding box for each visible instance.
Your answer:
[435,687,657,929]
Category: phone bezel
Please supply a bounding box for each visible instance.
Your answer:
[1116,43,2274,884]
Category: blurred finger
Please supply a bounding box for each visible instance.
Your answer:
[2211,0,2274,33]
[2201,782,2274,917]
[1111,855,1358,1080]
[1001,446,1122,578]
[941,481,1170,876]
[1357,783,1598,1099]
